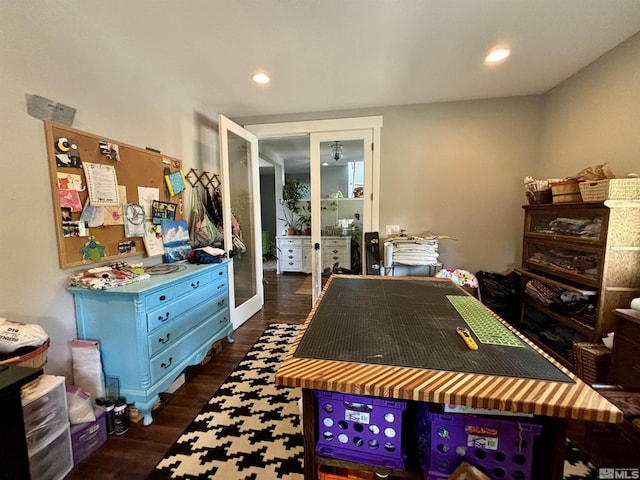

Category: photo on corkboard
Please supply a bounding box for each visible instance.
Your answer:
[152,200,177,224]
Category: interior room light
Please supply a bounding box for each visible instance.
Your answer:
[251,72,270,84]
[330,141,343,161]
[485,48,510,63]
[322,162,329,166]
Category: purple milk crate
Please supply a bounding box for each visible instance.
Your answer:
[314,390,407,470]
[70,405,107,465]
[416,403,542,480]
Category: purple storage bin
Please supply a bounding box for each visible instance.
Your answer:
[314,390,407,470]
[418,404,542,480]
[70,405,107,465]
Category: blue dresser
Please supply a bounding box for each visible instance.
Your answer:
[68,261,233,425]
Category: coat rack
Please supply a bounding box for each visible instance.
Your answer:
[184,168,221,191]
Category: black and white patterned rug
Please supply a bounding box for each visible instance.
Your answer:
[149,322,597,479]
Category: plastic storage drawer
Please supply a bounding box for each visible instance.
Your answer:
[28,425,73,480]
[21,375,68,450]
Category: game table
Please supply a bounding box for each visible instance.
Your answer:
[275,275,622,479]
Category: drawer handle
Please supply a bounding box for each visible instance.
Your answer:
[159,295,166,301]
[332,250,338,254]
[217,299,226,307]
[218,271,223,276]
[217,283,225,290]
[288,262,294,265]
[158,333,171,344]
[191,280,200,289]
[161,357,173,369]
[219,316,228,324]
[158,312,170,322]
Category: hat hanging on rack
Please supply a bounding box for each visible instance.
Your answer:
[330,141,343,161]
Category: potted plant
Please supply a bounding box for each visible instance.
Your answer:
[280,179,308,235]
[282,179,308,213]
[299,202,312,235]
[280,209,302,235]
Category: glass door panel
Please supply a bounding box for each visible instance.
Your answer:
[310,130,373,303]
[219,115,263,329]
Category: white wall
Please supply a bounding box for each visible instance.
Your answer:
[0,5,220,378]
[538,31,640,178]
[238,96,543,274]
[375,98,541,274]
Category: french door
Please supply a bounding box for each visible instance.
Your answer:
[309,130,374,303]
[219,115,263,329]
[244,116,382,305]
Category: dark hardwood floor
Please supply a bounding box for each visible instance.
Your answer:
[66,269,311,480]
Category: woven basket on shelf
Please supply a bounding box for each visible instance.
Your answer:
[0,338,50,369]
[579,180,610,202]
[572,342,611,384]
[578,177,640,202]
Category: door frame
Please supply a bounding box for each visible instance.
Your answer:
[245,116,383,303]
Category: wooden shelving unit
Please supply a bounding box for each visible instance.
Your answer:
[517,201,640,367]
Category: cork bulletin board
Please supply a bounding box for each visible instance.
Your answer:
[44,121,185,268]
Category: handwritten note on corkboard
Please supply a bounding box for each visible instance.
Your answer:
[44,121,185,268]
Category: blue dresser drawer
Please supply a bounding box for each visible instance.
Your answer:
[211,266,227,283]
[175,271,213,297]
[144,285,175,310]
[213,307,231,329]
[146,286,214,332]
[150,316,222,383]
[147,292,226,357]
[211,274,228,296]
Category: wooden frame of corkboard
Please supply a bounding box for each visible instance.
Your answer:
[44,121,184,269]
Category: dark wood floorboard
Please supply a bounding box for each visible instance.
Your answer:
[65,270,311,480]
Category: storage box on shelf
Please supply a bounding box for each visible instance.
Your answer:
[317,465,376,480]
[517,201,640,368]
[550,180,583,203]
[70,404,108,465]
[315,390,407,471]
[416,404,542,480]
[572,342,612,385]
[579,177,640,202]
[21,375,73,480]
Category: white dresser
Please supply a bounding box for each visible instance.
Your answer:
[276,236,351,274]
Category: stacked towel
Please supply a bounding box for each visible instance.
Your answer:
[392,239,439,266]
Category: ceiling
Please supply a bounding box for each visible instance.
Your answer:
[6,1,640,172]
[9,0,640,119]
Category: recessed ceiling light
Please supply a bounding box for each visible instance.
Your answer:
[251,72,270,84]
[322,162,329,167]
[485,48,510,63]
